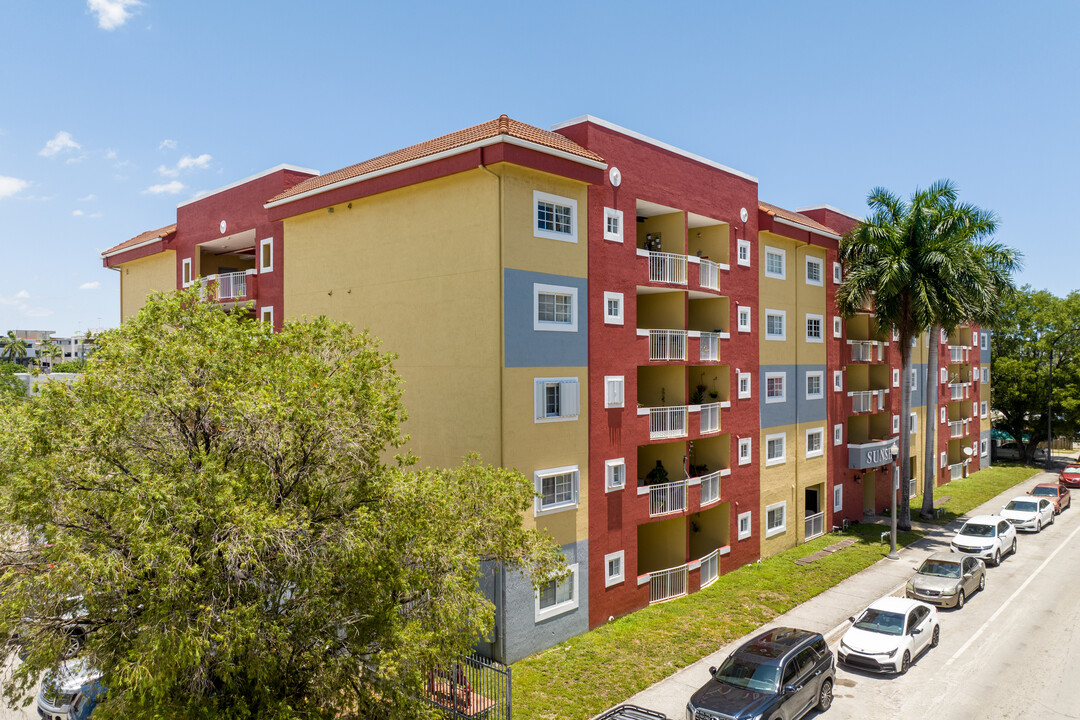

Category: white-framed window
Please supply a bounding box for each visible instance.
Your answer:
[603,207,624,243]
[603,292,623,325]
[805,255,824,286]
[981,367,989,383]
[737,239,751,266]
[940,367,948,384]
[738,511,752,540]
[806,314,823,343]
[972,401,978,417]
[534,377,580,422]
[832,261,842,284]
[534,466,580,515]
[980,401,988,418]
[765,501,787,538]
[833,484,843,512]
[910,369,917,391]
[738,437,752,465]
[260,306,274,324]
[535,562,579,622]
[765,309,786,340]
[981,332,989,350]
[737,306,751,333]
[941,328,949,344]
[892,368,900,387]
[892,414,900,433]
[833,423,843,446]
[182,257,193,287]
[259,238,273,272]
[765,372,786,404]
[833,370,843,392]
[738,371,752,399]
[910,412,918,434]
[533,283,578,332]
[766,432,787,467]
[806,371,823,400]
[604,376,625,408]
[892,328,899,342]
[981,439,989,457]
[764,246,786,279]
[833,316,842,338]
[533,190,577,242]
[940,451,947,469]
[941,407,947,424]
[605,458,625,491]
[604,551,625,587]
[806,427,824,458]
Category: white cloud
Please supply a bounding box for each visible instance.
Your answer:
[0,290,53,318]
[178,153,212,170]
[156,164,178,178]
[144,181,185,195]
[78,194,97,202]
[14,291,29,300]
[40,131,81,157]
[159,139,177,150]
[104,150,117,160]
[0,176,29,199]
[87,0,143,31]
[73,210,85,217]
[79,281,101,291]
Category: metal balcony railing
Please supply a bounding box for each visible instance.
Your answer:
[699,471,720,506]
[648,480,687,517]
[648,251,687,285]
[699,259,720,291]
[649,407,688,440]
[851,390,884,413]
[949,462,966,481]
[949,420,967,439]
[648,330,687,361]
[805,511,825,540]
[699,332,719,362]
[699,402,720,434]
[699,549,719,588]
[649,564,688,604]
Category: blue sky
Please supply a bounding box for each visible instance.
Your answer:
[1,1,1076,335]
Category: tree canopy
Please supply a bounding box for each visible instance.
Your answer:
[0,289,564,719]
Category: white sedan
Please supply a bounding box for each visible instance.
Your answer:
[838,596,940,674]
[1001,495,1056,532]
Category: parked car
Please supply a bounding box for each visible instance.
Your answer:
[994,441,1046,462]
[686,627,834,720]
[1001,496,1055,532]
[1059,464,1080,489]
[1030,482,1071,514]
[599,705,667,719]
[37,659,102,720]
[838,597,939,674]
[905,552,985,609]
[950,514,1017,566]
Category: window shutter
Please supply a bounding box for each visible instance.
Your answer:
[560,380,580,417]
[535,380,545,419]
[573,472,580,505]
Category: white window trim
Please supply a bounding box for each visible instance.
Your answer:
[605,458,626,492]
[765,372,787,404]
[603,291,624,326]
[535,562,579,622]
[892,414,900,433]
[910,369,917,392]
[533,283,579,333]
[981,439,989,457]
[764,246,786,279]
[833,424,843,446]
[941,407,947,424]
[765,501,787,538]
[833,370,843,392]
[260,306,274,325]
[765,309,786,341]
[738,371,752,399]
[832,261,842,284]
[833,316,842,338]
[737,239,751,267]
[940,367,948,384]
[604,376,625,409]
[182,257,193,287]
[534,377,580,423]
[765,432,787,467]
[910,412,918,434]
[806,371,824,400]
[738,511,753,540]
[533,190,578,243]
[981,332,989,350]
[805,255,824,286]
[833,484,843,512]
[259,237,274,273]
[805,313,824,343]
[604,551,625,587]
[981,401,988,418]
[603,207,624,243]
[534,465,580,516]
[892,368,900,388]
[940,451,948,469]
[982,367,990,383]
[738,437,752,465]
[805,427,825,458]
[737,305,752,333]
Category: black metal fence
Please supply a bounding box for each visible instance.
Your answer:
[425,653,512,720]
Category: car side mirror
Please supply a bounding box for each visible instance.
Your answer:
[848,616,855,623]
[911,627,922,635]
[783,684,798,695]
[709,666,717,676]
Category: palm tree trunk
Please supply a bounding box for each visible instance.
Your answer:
[921,326,939,520]
[899,336,913,531]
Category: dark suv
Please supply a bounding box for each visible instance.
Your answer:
[686,627,834,720]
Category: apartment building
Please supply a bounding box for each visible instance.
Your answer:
[101,114,988,664]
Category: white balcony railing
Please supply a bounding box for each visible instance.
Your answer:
[850,390,884,413]
[805,511,825,540]
[649,479,687,516]
[699,549,719,588]
[649,330,687,361]
[699,332,719,362]
[850,341,874,362]
[949,420,966,439]
[650,406,688,440]
[649,564,688,604]
[949,383,966,401]
[699,259,720,291]
[699,402,720,434]
[649,251,687,285]
[950,346,967,363]
[949,462,966,481]
[214,271,248,300]
[699,471,720,506]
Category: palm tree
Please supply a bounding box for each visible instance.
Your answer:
[0,331,28,365]
[37,340,62,373]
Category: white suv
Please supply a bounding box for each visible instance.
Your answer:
[950,515,1017,566]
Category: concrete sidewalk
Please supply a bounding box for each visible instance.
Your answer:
[602,464,1061,719]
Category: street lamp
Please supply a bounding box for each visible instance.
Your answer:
[888,442,900,560]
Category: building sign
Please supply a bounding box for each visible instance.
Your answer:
[848,438,899,470]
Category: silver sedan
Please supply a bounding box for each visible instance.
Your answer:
[905,552,986,609]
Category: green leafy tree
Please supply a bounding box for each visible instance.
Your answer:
[0,331,27,365]
[0,289,563,719]
[51,359,88,373]
[35,340,61,372]
[0,360,22,400]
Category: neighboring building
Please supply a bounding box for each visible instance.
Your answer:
[100,115,988,664]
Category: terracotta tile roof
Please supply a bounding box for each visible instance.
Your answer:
[101,223,177,257]
[759,202,842,237]
[267,115,605,205]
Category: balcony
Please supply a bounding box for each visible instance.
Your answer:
[647,564,687,604]
[699,332,719,362]
[850,341,884,363]
[648,330,687,361]
[699,403,720,434]
[949,345,970,363]
[699,549,719,588]
[199,269,258,303]
[805,512,825,541]
[699,470,720,506]
[697,258,720,292]
[949,461,966,481]
[949,420,969,439]
[949,383,968,401]
[645,479,688,517]
[850,390,885,414]
[647,406,688,440]
[644,250,687,285]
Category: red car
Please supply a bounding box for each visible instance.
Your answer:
[1032,482,1073,514]
[1060,465,1080,489]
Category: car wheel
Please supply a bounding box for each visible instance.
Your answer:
[956,590,965,610]
[931,625,940,648]
[899,650,911,674]
[1036,519,1041,532]
[979,573,986,591]
[1011,538,1017,555]
[1051,512,1056,525]
[992,549,1001,567]
[816,678,834,711]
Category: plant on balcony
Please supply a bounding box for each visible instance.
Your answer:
[645,460,669,486]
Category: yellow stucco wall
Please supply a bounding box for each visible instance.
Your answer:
[758,420,829,558]
[758,233,829,366]
[118,250,176,321]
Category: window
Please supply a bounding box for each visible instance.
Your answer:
[534,466,580,515]
[603,207,623,242]
[737,239,751,266]
[533,283,578,332]
[972,401,978,418]
[892,415,900,433]
[981,332,989,350]
[182,257,192,287]
[260,306,273,324]
[833,262,842,284]
[604,551,625,587]
[605,376,625,408]
[941,407,947,424]
[833,484,843,512]
[981,401,988,418]
[981,439,989,457]
[604,292,623,325]
[806,314,823,343]
[892,368,900,387]
[941,328,949,344]
[765,372,786,404]
[833,370,843,392]
[738,372,751,399]
[941,367,948,384]
[910,412,918,434]
[982,367,990,383]
[806,371,823,400]
[605,458,625,491]
[892,328,899,342]
[534,378,580,422]
[535,563,579,621]
[259,238,273,272]
[764,246,786,279]
[738,511,752,540]
[766,432,787,467]
[765,309,786,340]
[805,256,823,286]
[910,369,917,391]
[533,190,577,242]
[737,306,751,333]
[941,451,947,469]
[806,428,824,458]
[765,501,787,538]
[738,437,752,465]
[833,316,842,338]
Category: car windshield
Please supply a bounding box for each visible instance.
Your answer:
[853,608,905,636]
[959,523,995,538]
[1005,500,1036,513]
[917,560,961,578]
[1065,466,1080,474]
[1031,487,1057,497]
[714,655,780,693]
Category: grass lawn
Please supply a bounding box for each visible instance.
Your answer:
[907,462,1042,525]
